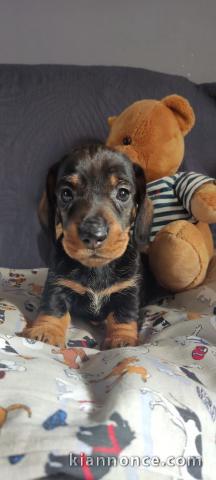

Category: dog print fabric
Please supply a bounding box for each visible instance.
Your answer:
[0,265,216,479]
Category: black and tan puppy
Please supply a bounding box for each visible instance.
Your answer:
[21,145,152,348]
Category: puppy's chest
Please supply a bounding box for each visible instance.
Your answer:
[86,288,110,314]
[79,278,116,315]
[65,275,138,316]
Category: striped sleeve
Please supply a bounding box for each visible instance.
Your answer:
[175,172,214,214]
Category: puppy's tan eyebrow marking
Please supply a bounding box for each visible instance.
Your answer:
[110,174,120,187]
[66,174,80,187]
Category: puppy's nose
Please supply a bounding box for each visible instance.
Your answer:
[78,216,109,248]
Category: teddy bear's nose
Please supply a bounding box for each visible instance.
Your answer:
[122,135,132,145]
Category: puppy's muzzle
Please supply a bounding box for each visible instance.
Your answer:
[78,216,109,249]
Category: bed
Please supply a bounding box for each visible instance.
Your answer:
[0,65,215,479]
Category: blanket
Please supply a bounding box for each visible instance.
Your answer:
[0,261,216,480]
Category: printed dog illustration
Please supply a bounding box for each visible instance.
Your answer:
[46,412,135,478]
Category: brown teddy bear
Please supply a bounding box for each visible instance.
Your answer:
[106,95,216,292]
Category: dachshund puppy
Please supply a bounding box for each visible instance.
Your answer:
[21,145,152,349]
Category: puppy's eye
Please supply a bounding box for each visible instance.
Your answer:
[122,136,132,145]
[116,187,130,202]
[60,187,73,203]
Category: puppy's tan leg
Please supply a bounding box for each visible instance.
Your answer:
[103,313,138,349]
[20,312,70,347]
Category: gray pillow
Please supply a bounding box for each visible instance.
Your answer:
[0,65,215,268]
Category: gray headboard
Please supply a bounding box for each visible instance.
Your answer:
[0,65,215,268]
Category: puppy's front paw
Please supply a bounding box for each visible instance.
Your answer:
[18,313,70,347]
[20,325,66,347]
[104,316,138,349]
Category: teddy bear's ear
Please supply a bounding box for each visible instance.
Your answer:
[107,116,117,127]
[161,94,195,135]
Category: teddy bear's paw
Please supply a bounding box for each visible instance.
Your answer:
[192,183,216,222]
[199,190,216,209]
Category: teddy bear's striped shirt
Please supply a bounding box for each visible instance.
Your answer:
[147,172,214,242]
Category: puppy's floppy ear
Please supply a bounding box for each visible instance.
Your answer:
[38,161,61,240]
[133,163,153,250]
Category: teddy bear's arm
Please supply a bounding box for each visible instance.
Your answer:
[191,181,216,223]
[175,172,215,219]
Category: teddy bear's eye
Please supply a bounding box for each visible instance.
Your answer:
[122,136,132,145]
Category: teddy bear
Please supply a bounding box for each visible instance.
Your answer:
[106,94,216,292]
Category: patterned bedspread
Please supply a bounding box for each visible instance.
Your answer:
[0,260,216,480]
